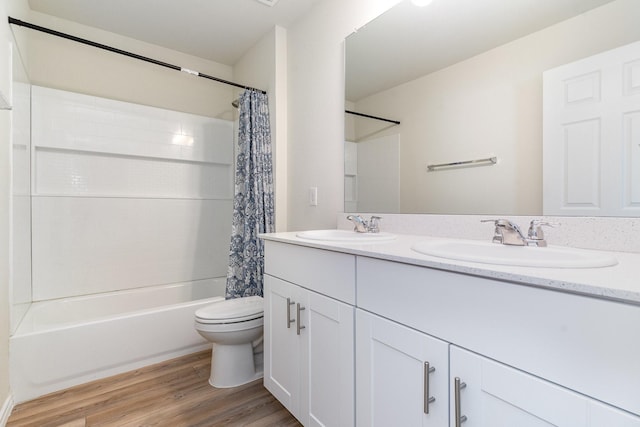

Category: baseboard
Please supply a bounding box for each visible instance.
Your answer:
[0,394,14,427]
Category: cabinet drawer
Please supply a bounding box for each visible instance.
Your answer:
[357,256,640,416]
[264,241,356,304]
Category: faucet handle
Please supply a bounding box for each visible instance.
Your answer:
[481,218,523,233]
[346,214,368,233]
[481,219,508,243]
[368,216,382,233]
[481,218,518,228]
[527,220,557,240]
[481,218,525,245]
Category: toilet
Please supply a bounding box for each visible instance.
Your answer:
[194,295,264,388]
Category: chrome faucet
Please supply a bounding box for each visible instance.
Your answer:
[346,215,383,233]
[482,219,554,247]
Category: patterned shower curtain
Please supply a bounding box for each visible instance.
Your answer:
[225,89,275,299]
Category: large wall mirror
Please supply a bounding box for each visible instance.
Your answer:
[345,0,640,216]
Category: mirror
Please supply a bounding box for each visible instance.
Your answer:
[345,0,640,216]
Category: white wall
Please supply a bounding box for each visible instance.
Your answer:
[12,10,235,119]
[286,0,402,231]
[352,0,640,215]
[234,26,288,232]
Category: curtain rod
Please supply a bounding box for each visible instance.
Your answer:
[8,17,267,95]
[345,109,400,125]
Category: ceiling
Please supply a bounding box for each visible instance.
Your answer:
[346,0,617,101]
[27,0,319,65]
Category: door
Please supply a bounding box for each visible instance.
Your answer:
[356,309,449,426]
[303,291,355,427]
[264,275,303,419]
[543,39,640,216]
[450,346,640,427]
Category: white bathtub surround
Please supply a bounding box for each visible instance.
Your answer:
[10,279,225,403]
[339,213,640,253]
[30,86,233,301]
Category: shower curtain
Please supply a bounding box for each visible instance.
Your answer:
[226,89,275,299]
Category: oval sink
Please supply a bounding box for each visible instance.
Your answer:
[296,229,397,242]
[411,239,617,268]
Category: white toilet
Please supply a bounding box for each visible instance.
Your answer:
[194,295,264,388]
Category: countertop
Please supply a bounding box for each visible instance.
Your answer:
[261,231,640,306]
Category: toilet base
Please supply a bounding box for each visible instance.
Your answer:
[209,343,264,388]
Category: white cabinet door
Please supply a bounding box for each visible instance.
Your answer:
[450,346,640,427]
[356,310,449,427]
[543,39,640,216]
[265,274,355,426]
[264,275,304,420]
[303,291,355,427]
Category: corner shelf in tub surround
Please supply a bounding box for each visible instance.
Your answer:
[260,232,640,425]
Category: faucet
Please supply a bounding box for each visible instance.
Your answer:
[481,219,554,247]
[346,215,383,233]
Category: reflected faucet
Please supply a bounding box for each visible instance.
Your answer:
[347,215,383,233]
[482,219,554,247]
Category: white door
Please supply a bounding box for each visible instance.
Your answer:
[449,346,640,427]
[356,310,449,427]
[543,39,640,216]
[263,275,303,419]
[302,291,355,427]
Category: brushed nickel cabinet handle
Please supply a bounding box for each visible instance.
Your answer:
[423,362,436,414]
[296,303,306,335]
[286,298,295,328]
[454,377,468,426]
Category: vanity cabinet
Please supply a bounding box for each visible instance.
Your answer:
[450,346,640,427]
[356,256,640,418]
[355,309,449,426]
[264,241,356,426]
[262,239,640,426]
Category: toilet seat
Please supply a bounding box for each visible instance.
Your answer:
[195,295,264,325]
[195,316,264,333]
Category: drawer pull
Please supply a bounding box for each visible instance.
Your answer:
[296,303,306,335]
[286,298,295,328]
[454,377,467,426]
[423,362,436,414]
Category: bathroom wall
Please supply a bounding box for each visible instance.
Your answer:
[286,0,402,231]
[287,0,640,255]
[234,26,288,232]
[352,0,640,215]
[12,10,235,119]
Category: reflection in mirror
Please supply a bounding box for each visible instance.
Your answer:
[10,26,32,334]
[345,0,640,216]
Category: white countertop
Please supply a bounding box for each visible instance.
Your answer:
[261,231,640,306]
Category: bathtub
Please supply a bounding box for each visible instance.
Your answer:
[10,279,225,403]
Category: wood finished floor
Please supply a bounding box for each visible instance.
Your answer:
[7,350,301,427]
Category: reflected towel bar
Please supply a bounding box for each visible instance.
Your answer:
[427,156,497,171]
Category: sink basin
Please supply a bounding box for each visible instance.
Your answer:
[296,229,397,242]
[411,239,618,268]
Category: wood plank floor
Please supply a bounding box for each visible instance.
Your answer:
[7,350,301,427]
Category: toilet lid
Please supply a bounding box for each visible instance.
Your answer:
[195,295,264,323]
